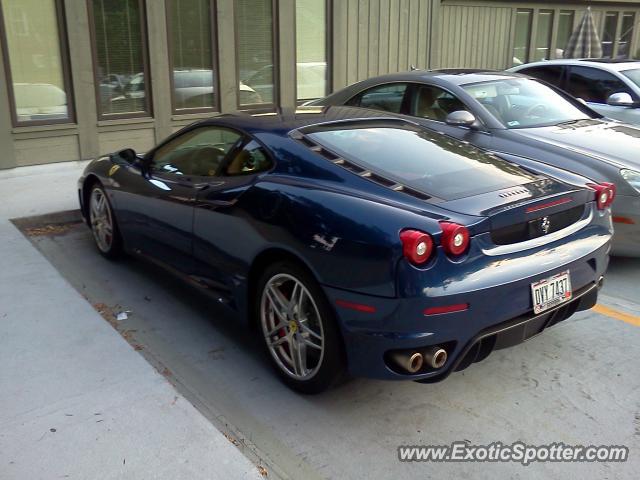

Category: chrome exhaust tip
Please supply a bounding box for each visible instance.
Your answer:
[424,347,447,369]
[391,351,424,373]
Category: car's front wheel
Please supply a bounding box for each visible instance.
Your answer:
[258,261,346,394]
[88,184,123,259]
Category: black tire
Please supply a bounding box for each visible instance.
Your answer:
[88,183,123,260]
[256,260,346,394]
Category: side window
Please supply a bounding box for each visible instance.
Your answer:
[225,140,272,176]
[519,66,565,87]
[566,67,632,104]
[152,127,242,177]
[348,83,408,113]
[410,85,468,121]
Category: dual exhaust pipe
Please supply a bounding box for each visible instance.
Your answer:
[391,346,448,374]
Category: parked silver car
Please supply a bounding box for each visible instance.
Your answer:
[310,70,640,256]
[509,59,640,125]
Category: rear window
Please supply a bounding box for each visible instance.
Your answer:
[307,125,537,200]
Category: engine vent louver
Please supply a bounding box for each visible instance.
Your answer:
[498,187,530,199]
[296,133,431,202]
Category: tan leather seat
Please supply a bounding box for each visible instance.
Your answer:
[226,150,250,175]
[416,88,446,121]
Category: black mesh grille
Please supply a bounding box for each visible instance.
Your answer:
[491,205,585,245]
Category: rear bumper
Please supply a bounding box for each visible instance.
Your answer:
[323,213,611,381]
[416,280,600,383]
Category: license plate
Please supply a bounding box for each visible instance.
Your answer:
[531,270,572,314]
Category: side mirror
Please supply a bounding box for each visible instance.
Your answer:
[110,148,139,166]
[445,110,477,128]
[607,92,635,107]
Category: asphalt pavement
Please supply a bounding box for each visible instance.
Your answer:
[16,209,640,479]
[1,161,639,479]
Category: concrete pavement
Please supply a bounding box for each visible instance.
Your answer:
[0,162,264,480]
[1,161,639,479]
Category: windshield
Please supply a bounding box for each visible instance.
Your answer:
[307,125,536,200]
[462,78,592,129]
[622,68,640,89]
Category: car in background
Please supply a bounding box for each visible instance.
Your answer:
[14,83,68,122]
[173,69,262,108]
[310,70,640,256]
[107,71,262,112]
[244,62,328,104]
[98,73,129,109]
[77,106,612,393]
[509,59,640,125]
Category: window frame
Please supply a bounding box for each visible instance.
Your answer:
[294,0,332,104]
[512,9,533,66]
[223,138,274,177]
[0,0,76,127]
[87,0,153,120]
[346,81,412,114]
[617,12,636,59]
[149,125,243,173]
[165,0,220,114]
[234,0,279,112]
[148,125,276,180]
[566,65,638,104]
[517,65,568,91]
[555,10,575,58]
[408,83,475,123]
[601,11,619,58]
[532,9,554,62]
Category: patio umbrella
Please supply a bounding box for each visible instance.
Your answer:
[563,7,603,58]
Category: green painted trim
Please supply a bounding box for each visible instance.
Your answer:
[216,0,238,112]
[64,0,98,161]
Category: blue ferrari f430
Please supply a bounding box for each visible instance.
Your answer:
[78,106,613,393]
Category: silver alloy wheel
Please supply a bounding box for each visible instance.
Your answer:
[260,273,325,380]
[89,187,114,253]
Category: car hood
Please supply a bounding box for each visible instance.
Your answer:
[514,119,640,171]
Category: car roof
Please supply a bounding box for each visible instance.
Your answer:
[193,106,412,136]
[341,69,525,86]
[512,58,640,72]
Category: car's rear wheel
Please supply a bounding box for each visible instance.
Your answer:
[89,184,122,259]
[258,261,345,394]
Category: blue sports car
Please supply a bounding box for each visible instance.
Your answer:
[78,106,613,393]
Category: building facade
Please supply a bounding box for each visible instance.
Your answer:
[0,0,638,169]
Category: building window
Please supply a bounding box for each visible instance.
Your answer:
[295,0,328,102]
[167,0,218,112]
[533,10,553,62]
[555,10,574,59]
[236,0,276,107]
[601,12,618,58]
[0,0,73,125]
[513,10,532,66]
[89,0,151,118]
[618,13,635,58]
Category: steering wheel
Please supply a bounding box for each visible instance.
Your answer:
[523,103,547,118]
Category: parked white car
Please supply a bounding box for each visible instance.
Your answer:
[509,59,640,125]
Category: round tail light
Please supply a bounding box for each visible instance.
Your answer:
[439,221,470,256]
[588,182,616,210]
[400,229,434,265]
